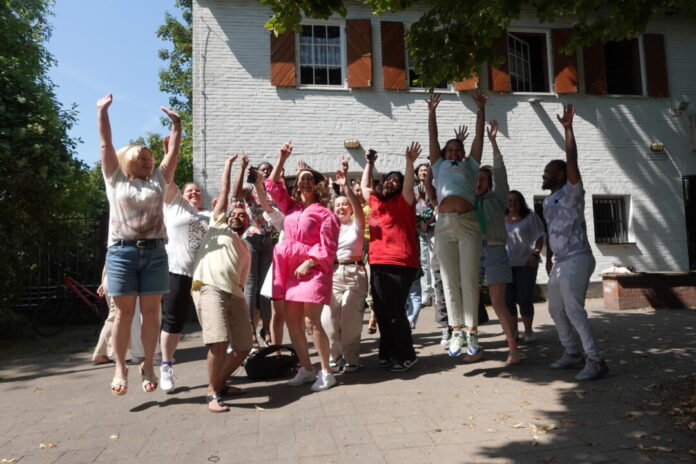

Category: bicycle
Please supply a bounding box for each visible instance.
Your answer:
[31,265,109,337]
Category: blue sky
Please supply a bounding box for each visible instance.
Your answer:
[47,1,182,167]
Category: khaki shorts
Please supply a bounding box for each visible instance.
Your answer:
[192,285,253,350]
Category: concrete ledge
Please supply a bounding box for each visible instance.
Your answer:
[602,271,696,310]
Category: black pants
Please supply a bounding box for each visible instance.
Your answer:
[161,273,194,334]
[370,264,418,363]
[244,233,273,321]
[433,264,449,328]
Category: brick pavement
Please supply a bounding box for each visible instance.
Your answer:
[1,299,694,464]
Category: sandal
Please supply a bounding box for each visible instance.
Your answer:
[110,369,128,395]
[462,351,485,363]
[506,351,524,366]
[139,365,158,392]
[218,385,247,397]
[93,355,112,365]
[206,393,229,413]
[259,328,272,346]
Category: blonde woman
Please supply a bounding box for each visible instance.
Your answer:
[97,93,181,395]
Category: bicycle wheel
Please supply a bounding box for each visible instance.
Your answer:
[32,293,75,337]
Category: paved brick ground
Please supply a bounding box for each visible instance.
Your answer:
[1,299,695,464]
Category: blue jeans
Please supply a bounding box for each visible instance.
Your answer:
[105,243,169,296]
[406,278,422,325]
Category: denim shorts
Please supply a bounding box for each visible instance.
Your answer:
[480,241,513,285]
[105,242,169,296]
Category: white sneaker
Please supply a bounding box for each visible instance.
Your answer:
[287,367,316,386]
[310,370,336,392]
[159,364,175,392]
[448,331,465,357]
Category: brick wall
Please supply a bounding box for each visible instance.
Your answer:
[603,272,696,309]
[193,0,696,283]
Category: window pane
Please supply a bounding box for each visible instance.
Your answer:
[300,66,314,85]
[299,45,312,66]
[314,25,326,45]
[605,39,642,95]
[327,26,340,44]
[314,67,328,85]
[315,45,327,65]
[328,45,340,66]
[328,67,342,85]
[300,25,312,44]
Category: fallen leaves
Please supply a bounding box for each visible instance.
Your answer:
[109,434,119,440]
[39,443,56,449]
[1,459,18,463]
[637,444,674,453]
[254,405,265,411]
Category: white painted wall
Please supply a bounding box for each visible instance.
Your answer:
[193,0,696,281]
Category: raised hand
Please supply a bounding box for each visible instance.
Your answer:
[295,159,309,174]
[280,141,293,161]
[426,93,441,112]
[454,124,469,141]
[487,120,498,141]
[471,89,488,109]
[335,169,347,187]
[226,154,238,165]
[97,93,113,112]
[340,157,349,174]
[162,135,170,153]
[556,104,575,128]
[240,152,250,169]
[405,141,422,163]
[160,106,181,124]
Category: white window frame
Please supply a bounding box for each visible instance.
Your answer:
[603,35,648,97]
[506,29,554,95]
[296,20,348,90]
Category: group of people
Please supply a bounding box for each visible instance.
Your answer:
[96,90,608,413]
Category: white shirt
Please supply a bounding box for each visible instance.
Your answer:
[103,167,167,246]
[543,181,591,261]
[336,220,363,260]
[163,189,211,277]
[505,213,546,267]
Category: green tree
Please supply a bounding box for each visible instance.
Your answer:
[156,0,193,186]
[262,0,696,90]
[0,0,105,334]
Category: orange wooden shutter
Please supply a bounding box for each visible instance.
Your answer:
[454,75,479,91]
[583,42,607,95]
[643,33,669,97]
[346,19,372,88]
[488,34,511,92]
[552,29,578,93]
[270,30,296,87]
[380,21,406,90]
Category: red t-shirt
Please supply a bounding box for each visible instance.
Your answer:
[368,192,419,268]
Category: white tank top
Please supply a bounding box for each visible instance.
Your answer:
[336,220,364,260]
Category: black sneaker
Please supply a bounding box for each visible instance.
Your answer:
[390,358,418,372]
[378,359,392,369]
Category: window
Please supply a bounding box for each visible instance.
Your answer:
[299,24,344,86]
[533,196,547,229]
[592,196,629,244]
[407,66,449,90]
[507,32,550,92]
[604,39,642,95]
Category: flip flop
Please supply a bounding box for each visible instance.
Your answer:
[219,385,247,397]
[206,393,229,413]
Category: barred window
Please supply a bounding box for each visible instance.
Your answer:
[592,196,629,244]
[299,25,343,86]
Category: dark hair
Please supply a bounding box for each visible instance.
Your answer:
[292,169,331,207]
[547,159,567,178]
[415,163,429,180]
[380,171,404,199]
[257,162,273,171]
[440,138,465,158]
[505,190,531,217]
[478,165,493,192]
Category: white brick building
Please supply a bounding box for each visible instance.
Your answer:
[192,0,696,283]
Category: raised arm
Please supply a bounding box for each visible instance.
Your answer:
[214,155,238,218]
[336,159,364,228]
[402,142,421,206]
[557,104,580,185]
[234,153,250,200]
[360,149,375,203]
[253,169,275,213]
[162,136,179,204]
[487,120,509,202]
[426,94,441,164]
[269,141,292,182]
[424,165,438,208]
[469,90,488,164]
[158,107,182,184]
[97,94,118,179]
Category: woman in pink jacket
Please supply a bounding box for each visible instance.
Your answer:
[265,142,340,392]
